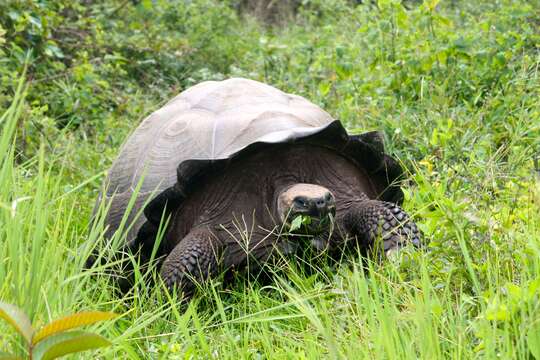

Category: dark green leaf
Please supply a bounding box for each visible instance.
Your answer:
[32,331,112,360]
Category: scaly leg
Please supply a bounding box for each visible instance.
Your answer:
[341,200,421,254]
[160,228,221,298]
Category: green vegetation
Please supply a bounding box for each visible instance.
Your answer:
[0,301,117,360]
[1,0,539,358]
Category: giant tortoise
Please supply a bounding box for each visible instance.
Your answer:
[90,78,421,296]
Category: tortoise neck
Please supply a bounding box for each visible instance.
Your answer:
[273,180,302,224]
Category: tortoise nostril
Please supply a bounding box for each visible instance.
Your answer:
[316,198,326,207]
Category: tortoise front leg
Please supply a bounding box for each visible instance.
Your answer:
[341,200,421,254]
[160,228,221,298]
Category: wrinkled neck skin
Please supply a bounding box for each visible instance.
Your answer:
[165,144,377,261]
[273,182,300,226]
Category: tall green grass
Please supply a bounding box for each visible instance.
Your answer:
[1,69,540,358]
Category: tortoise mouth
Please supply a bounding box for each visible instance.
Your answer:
[283,206,336,238]
[280,212,335,254]
[286,209,335,234]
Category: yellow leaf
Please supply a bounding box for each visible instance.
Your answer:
[33,311,118,345]
[428,0,440,11]
[485,301,510,321]
[419,158,434,174]
[0,351,23,360]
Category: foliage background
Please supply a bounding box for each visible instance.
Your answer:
[0,0,539,358]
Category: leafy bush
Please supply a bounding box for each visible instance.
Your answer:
[0,0,258,132]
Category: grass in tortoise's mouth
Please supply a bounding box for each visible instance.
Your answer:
[281,213,335,254]
[288,213,334,233]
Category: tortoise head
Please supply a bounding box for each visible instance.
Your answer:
[276,183,336,235]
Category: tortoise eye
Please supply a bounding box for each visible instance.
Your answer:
[294,198,308,208]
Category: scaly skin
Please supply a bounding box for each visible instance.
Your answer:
[160,228,220,296]
[342,200,421,253]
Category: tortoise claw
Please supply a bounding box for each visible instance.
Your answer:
[343,200,422,253]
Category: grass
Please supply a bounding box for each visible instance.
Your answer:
[1,1,540,359]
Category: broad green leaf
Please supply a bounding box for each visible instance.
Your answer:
[506,283,523,302]
[33,311,118,344]
[0,352,23,360]
[0,301,33,344]
[485,302,509,321]
[32,331,112,360]
[318,82,331,97]
[290,215,303,232]
[528,323,540,359]
[141,0,153,10]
